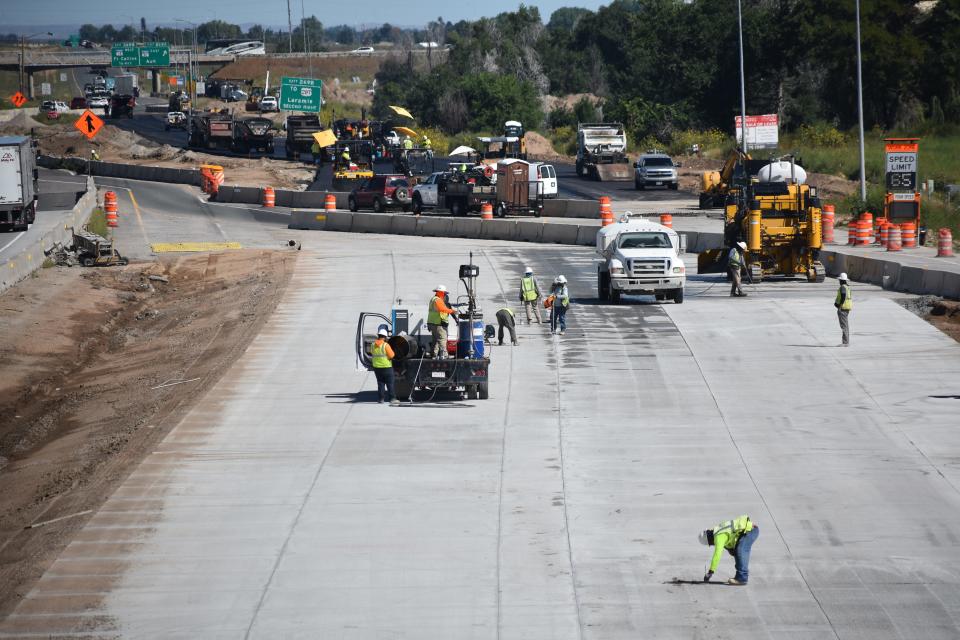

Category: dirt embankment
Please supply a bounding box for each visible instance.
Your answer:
[0,249,296,618]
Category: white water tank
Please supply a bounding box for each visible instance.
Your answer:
[757,161,807,184]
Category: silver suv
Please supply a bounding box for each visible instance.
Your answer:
[634,152,679,190]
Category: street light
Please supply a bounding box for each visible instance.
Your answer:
[175,19,198,115]
[19,32,53,96]
[736,0,747,154]
[855,0,867,203]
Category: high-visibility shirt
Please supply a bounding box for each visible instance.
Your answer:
[499,308,514,318]
[371,338,394,368]
[836,284,852,310]
[709,515,754,572]
[554,285,570,307]
[728,247,742,269]
[403,138,413,149]
[428,294,455,324]
[311,142,320,153]
[520,276,539,301]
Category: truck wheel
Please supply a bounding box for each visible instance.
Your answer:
[348,196,358,212]
[698,193,711,209]
[478,382,489,400]
[373,197,385,213]
[467,385,478,400]
[576,161,584,177]
[496,203,507,218]
[395,378,412,402]
[81,256,95,267]
[611,289,622,304]
[413,194,423,214]
[597,269,610,301]
[669,183,679,190]
[673,288,684,304]
[450,199,464,217]
[636,181,645,191]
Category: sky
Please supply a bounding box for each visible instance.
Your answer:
[2,0,610,30]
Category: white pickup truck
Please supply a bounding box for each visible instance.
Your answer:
[596,215,686,304]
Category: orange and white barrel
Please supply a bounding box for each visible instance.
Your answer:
[887,225,902,252]
[879,222,890,247]
[262,186,275,208]
[325,193,336,212]
[901,222,917,248]
[857,221,871,246]
[821,205,835,244]
[847,221,859,245]
[659,213,673,228]
[937,228,954,257]
[480,203,494,220]
[599,196,613,226]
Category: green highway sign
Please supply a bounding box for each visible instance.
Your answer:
[111,42,170,67]
[279,76,322,112]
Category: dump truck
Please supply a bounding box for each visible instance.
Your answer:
[232,117,275,154]
[576,123,632,181]
[114,73,138,96]
[0,136,38,232]
[285,114,323,159]
[189,113,234,150]
[597,213,686,304]
[355,257,490,401]
[697,157,826,283]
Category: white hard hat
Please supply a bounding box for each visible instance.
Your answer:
[698,530,711,546]
[737,241,747,250]
[557,275,567,284]
[839,273,848,282]
[377,327,388,337]
[435,284,447,292]
[524,267,533,275]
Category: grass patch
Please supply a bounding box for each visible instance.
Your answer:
[41,257,56,269]
[31,112,80,127]
[86,207,108,238]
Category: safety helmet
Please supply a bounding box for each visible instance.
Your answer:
[698,529,712,546]
[435,284,447,292]
[524,267,533,275]
[737,241,747,250]
[839,272,848,282]
[377,328,388,337]
[557,275,567,284]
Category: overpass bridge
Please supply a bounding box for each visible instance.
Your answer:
[0,48,235,98]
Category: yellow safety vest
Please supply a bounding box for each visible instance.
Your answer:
[428,295,449,325]
[521,276,538,302]
[709,515,754,572]
[500,307,514,318]
[728,248,743,269]
[836,284,852,311]
[371,340,391,368]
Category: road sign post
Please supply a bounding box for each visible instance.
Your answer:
[111,42,170,68]
[279,76,322,112]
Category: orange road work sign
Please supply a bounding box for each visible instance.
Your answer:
[75,109,104,140]
[10,91,26,108]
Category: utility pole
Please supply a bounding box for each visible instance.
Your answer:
[855,0,867,203]
[301,0,312,76]
[737,0,748,154]
[287,0,294,53]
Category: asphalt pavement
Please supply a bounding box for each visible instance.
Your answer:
[2,227,959,638]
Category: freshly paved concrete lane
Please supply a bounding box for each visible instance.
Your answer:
[1,233,959,638]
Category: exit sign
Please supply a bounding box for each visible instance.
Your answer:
[111,42,170,67]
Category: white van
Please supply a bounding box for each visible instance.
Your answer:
[529,162,558,199]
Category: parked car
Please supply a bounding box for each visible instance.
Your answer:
[259,95,278,112]
[69,97,87,110]
[634,152,680,190]
[40,100,70,113]
[351,46,375,54]
[225,89,247,102]
[348,175,412,212]
[529,162,558,199]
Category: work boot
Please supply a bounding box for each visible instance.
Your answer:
[389,399,400,406]
[727,578,747,586]
[512,340,518,346]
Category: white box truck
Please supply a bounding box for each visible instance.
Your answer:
[0,136,38,232]
[113,73,138,95]
[596,214,686,304]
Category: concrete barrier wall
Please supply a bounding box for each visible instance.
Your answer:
[39,156,202,187]
[289,210,327,230]
[2,176,96,295]
[37,190,83,210]
[542,199,599,219]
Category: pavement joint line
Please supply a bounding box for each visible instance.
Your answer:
[668,306,842,639]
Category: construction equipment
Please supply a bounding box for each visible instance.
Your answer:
[699,148,768,209]
[189,113,234,150]
[355,255,490,401]
[285,114,323,159]
[391,147,433,178]
[72,228,128,267]
[478,120,527,161]
[328,140,375,191]
[697,156,826,283]
[168,91,190,113]
[165,111,187,131]
[232,117,274,154]
[245,87,264,112]
[576,123,632,181]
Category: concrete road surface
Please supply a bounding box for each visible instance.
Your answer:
[1,233,959,639]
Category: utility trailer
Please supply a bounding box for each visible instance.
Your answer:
[0,136,38,233]
[189,113,234,150]
[355,259,490,401]
[576,122,632,181]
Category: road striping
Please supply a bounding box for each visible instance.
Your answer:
[151,242,243,253]
[0,232,26,254]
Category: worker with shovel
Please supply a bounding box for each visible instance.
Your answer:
[700,515,759,586]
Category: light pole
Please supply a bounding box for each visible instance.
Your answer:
[736,0,748,154]
[855,0,867,203]
[175,19,198,118]
[19,32,53,97]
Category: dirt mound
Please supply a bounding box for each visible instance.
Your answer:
[542,93,602,112]
[0,111,35,135]
[525,131,564,161]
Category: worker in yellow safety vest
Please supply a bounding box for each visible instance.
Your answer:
[495,308,518,346]
[518,267,542,324]
[427,284,459,358]
[700,515,759,585]
[728,241,747,297]
[834,272,852,346]
[370,327,399,405]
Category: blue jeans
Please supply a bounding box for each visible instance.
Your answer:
[373,367,395,402]
[551,304,567,332]
[734,526,759,583]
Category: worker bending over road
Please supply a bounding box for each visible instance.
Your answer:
[428,284,459,358]
[496,308,518,346]
[835,272,852,346]
[519,267,542,324]
[371,328,399,405]
[550,275,570,336]
[728,242,747,297]
[700,515,759,586]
